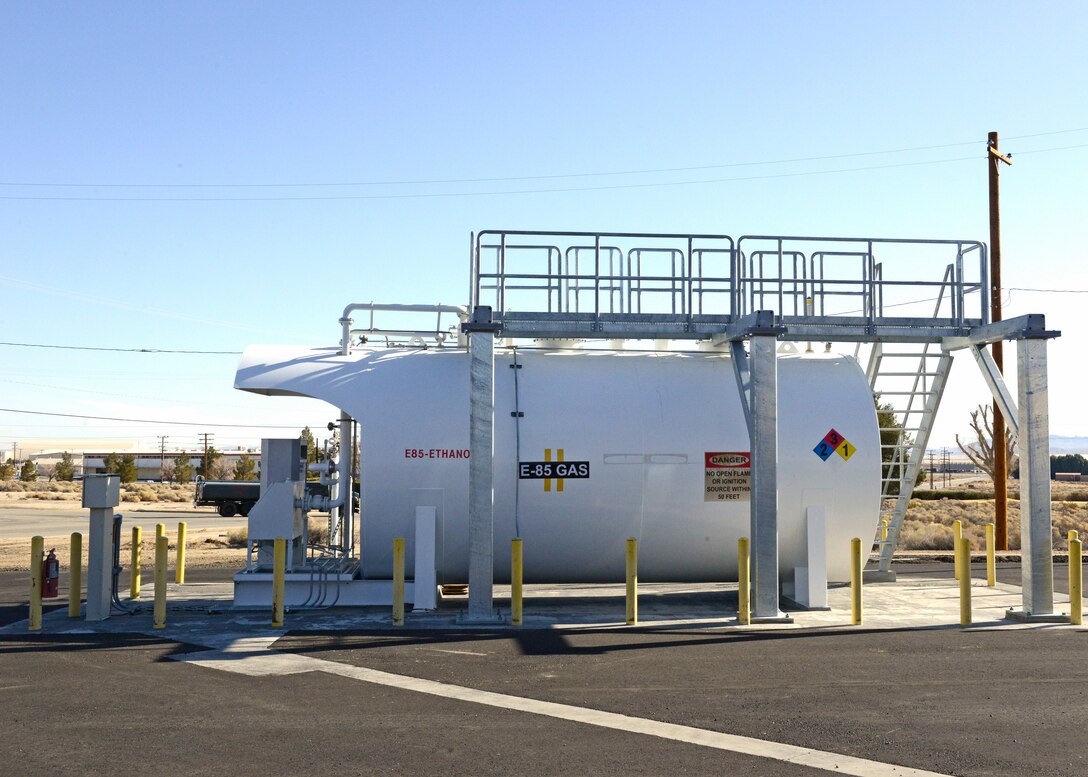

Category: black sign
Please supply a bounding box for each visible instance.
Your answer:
[518,461,590,479]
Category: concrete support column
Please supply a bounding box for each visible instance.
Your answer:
[467,325,496,621]
[749,334,782,619]
[1017,337,1055,615]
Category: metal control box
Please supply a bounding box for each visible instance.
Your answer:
[81,475,120,509]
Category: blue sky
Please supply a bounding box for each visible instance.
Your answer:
[2,1,1086,457]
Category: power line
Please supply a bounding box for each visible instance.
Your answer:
[3,143,1084,203]
[0,340,240,354]
[2,126,1085,189]
[0,407,310,428]
[1007,286,1088,293]
[0,154,989,201]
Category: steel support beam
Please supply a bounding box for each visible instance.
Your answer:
[942,313,1058,351]
[1015,337,1055,616]
[748,334,782,619]
[466,321,497,621]
[969,344,1020,437]
[729,340,753,437]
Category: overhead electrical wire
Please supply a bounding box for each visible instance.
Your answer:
[0,340,240,354]
[0,141,1084,203]
[2,126,1085,189]
[0,409,311,426]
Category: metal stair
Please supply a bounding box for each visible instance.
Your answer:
[866,342,953,571]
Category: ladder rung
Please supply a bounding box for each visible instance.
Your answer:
[875,372,943,377]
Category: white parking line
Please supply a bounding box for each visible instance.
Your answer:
[175,639,950,777]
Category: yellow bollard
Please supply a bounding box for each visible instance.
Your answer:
[986,523,996,587]
[957,536,972,626]
[29,535,44,632]
[952,520,963,580]
[881,518,889,545]
[153,536,168,629]
[69,532,82,618]
[1070,538,1082,626]
[156,522,165,543]
[175,522,187,584]
[1069,529,1079,543]
[511,538,523,626]
[130,526,142,599]
[738,537,751,626]
[392,537,405,626]
[850,537,862,625]
[625,537,638,625]
[272,537,286,628]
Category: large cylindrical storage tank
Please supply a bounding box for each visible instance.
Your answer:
[236,346,881,583]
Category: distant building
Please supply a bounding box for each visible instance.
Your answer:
[78,450,261,481]
[22,446,260,482]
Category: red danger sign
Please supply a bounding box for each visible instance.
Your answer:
[705,452,751,469]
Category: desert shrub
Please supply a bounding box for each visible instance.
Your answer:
[224,528,248,548]
[899,522,955,550]
[308,524,330,546]
[0,481,25,493]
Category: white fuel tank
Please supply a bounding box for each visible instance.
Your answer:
[236,346,881,583]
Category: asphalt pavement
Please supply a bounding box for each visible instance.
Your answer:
[1,561,1086,777]
[0,506,239,538]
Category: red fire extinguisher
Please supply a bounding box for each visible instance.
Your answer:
[42,548,59,599]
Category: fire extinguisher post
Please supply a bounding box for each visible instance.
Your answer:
[29,536,43,632]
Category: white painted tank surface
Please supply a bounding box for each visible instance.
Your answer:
[236,346,881,583]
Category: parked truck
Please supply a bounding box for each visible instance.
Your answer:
[194,478,333,517]
[194,479,260,517]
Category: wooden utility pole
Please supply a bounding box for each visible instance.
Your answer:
[157,435,168,483]
[988,131,1013,549]
[199,432,214,479]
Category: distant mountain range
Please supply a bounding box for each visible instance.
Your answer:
[1049,436,1088,454]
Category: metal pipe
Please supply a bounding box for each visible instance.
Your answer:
[958,537,972,626]
[392,537,405,626]
[953,519,963,580]
[1070,538,1082,626]
[738,536,750,626]
[850,537,862,625]
[29,535,43,632]
[68,533,82,618]
[625,537,638,625]
[986,523,996,587]
[153,536,167,630]
[175,522,187,584]
[272,537,286,628]
[511,538,523,626]
[130,526,141,599]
